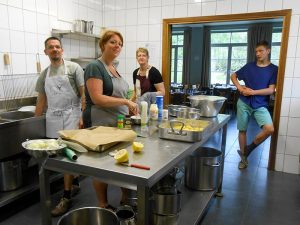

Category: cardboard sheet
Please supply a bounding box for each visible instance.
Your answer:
[59,126,137,152]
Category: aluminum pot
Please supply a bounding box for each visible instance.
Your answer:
[116,205,136,225]
[153,213,179,225]
[74,20,86,33]
[185,147,222,191]
[57,207,119,225]
[153,191,182,215]
[0,159,22,191]
[175,107,200,119]
[188,95,226,117]
[167,105,187,117]
[86,21,94,34]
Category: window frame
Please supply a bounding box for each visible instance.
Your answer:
[210,30,248,85]
[171,32,184,84]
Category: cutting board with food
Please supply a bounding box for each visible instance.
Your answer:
[59,126,137,152]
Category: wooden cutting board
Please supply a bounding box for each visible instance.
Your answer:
[59,126,137,152]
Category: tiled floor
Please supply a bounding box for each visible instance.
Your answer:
[1,116,300,225]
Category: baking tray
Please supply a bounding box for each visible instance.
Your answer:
[158,119,211,142]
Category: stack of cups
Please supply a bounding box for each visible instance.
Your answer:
[156,96,164,121]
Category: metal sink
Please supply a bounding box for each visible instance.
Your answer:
[0,111,45,160]
[0,111,35,120]
[0,119,12,124]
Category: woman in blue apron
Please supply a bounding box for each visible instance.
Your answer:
[83,30,138,210]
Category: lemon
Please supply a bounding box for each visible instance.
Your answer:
[132,142,144,152]
[114,149,129,163]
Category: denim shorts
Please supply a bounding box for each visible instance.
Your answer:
[237,99,273,131]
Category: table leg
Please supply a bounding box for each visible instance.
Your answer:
[217,124,227,196]
[137,185,151,225]
[39,164,52,225]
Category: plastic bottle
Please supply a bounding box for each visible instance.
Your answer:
[156,96,163,121]
[117,114,124,129]
[149,104,158,120]
[141,101,148,126]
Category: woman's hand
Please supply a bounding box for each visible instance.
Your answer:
[126,100,139,115]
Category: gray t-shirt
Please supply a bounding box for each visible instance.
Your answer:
[35,60,84,96]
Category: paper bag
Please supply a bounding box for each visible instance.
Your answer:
[59,126,137,152]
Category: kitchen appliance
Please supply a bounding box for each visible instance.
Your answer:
[153,213,179,225]
[57,207,119,225]
[188,95,226,117]
[185,147,222,191]
[158,119,211,142]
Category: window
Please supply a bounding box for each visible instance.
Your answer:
[210,27,282,85]
[210,31,247,85]
[171,33,184,84]
[271,28,282,66]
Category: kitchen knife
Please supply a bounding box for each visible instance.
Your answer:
[121,163,150,170]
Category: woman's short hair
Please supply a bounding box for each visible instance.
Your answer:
[99,29,123,52]
[136,47,149,58]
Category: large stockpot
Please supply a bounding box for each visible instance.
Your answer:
[185,147,222,191]
[0,159,22,191]
[57,207,119,225]
[187,95,226,117]
[152,191,182,215]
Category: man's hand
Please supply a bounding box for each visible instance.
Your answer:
[240,87,254,96]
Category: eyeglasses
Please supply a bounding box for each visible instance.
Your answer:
[109,40,123,47]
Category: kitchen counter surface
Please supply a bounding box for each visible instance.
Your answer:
[39,114,230,225]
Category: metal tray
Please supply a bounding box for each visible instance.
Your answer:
[158,120,211,142]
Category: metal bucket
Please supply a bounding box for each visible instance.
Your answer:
[153,191,182,215]
[116,205,136,225]
[153,213,179,225]
[57,207,119,225]
[185,147,222,191]
[0,159,22,191]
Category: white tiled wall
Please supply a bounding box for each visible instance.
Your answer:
[102,0,300,174]
[1,0,300,174]
[0,0,103,101]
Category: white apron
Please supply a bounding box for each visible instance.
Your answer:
[45,62,81,138]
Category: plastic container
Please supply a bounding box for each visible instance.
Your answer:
[156,96,164,120]
[117,115,124,129]
[141,101,148,126]
[150,104,158,120]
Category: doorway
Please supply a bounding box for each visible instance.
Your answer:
[161,10,292,170]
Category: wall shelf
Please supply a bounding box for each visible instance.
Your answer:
[51,29,100,39]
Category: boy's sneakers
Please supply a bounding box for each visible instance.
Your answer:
[237,150,248,169]
[51,198,71,217]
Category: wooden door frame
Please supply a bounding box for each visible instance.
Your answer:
[161,9,292,170]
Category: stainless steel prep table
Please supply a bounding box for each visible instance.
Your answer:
[39,114,230,225]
